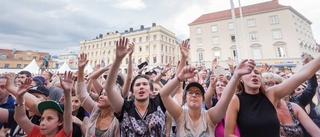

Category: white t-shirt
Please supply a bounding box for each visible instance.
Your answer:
[175,109,216,137]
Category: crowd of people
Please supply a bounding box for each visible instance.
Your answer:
[0,37,320,137]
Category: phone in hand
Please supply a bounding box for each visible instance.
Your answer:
[138,61,148,69]
[214,66,226,77]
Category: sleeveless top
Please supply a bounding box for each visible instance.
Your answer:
[280,102,304,137]
[236,91,280,137]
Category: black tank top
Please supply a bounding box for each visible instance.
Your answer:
[236,91,280,137]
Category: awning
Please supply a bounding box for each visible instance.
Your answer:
[256,63,296,68]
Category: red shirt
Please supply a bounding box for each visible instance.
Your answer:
[27,125,72,137]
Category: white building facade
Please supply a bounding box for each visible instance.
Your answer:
[79,23,181,69]
[189,0,318,71]
[57,53,78,69]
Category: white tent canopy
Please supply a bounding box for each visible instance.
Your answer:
[22,59,40,74]
[57,62,71,74]
[84,64,93,74]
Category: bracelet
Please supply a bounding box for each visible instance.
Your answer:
[15,102,25,107]
[176,76,182,82]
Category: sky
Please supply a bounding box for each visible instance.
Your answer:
[0,0,319,56]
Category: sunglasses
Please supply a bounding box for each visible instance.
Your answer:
[264,82,280,86]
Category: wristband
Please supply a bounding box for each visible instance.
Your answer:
[176,76,182,82]
[15,102,25,107]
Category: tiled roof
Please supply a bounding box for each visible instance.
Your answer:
[0,48,50,60]
[0,49,14,58]
[190,0,287,25]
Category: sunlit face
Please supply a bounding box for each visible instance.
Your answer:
[200,71,207,79]
[186,86,203,109]
[40,109,62,136]
[294,85,305,96]
[150,83,161,98]
[0,79,9,102]
[263,77,280,90]
[133,78,151,102]
[97,90,111,108]
[71,96,81,112]
[42,72,51,82]
[215,81,226,97]
[241,68,262,90]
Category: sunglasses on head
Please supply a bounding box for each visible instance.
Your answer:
[264,82,280,86]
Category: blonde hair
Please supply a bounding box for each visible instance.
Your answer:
[261,72,283,83]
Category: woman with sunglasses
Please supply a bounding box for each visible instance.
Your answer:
[160,59,255,136]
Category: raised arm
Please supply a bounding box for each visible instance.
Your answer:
[204,74,217,109]
[154,62,172,87]
[13,78,34,134]
[208,59,255,124]
[122,43,134,98]
[59,71,73,135]
[268,56,320,102]
[105,37,131,114]
[4,73,41,116]
[76,53,96,114]
[175,40,189,76]
[160,66,197,120]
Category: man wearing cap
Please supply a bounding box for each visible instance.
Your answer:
[1,85,49,137]
[145,69,157,79]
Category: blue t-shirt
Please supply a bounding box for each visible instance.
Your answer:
[0,95,15,128]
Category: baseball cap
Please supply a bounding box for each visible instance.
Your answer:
[184,82,205,97]
[33,76,45,85]
[38,100,63,114]
[145,69,157,75]
[28,86,49,97]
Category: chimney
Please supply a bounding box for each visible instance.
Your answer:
[99,34,103,38]
[152,23,156,27]
[130,28,133,32]
[115,31,118,33]
[125,30,128,33]
[107,32,110,35]
[140,25,144,30]
[96,36,99,39]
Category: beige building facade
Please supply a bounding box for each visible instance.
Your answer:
[189,0,318,71]
[79,24,181,69]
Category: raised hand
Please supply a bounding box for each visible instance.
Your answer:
[209,74,217,86]
[180,40,189,58]
[116,37,130,59]
[227,57,234,66]
[163,60,172,73]
[178,66,197,81]
[4,73,15,89]
[59,71,74,93]
[234,59,256,77]
[128,42,135,56]
[260,63,271,74]
[212,58,219,68]
[78,53,88,69]
[16,77,32,98]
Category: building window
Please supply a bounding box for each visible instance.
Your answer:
[161,35,163,40]
[161,45,164,51]
[153,45,157,51]
[146,36,149,41]
[252,48,262,59]
[211,25,218,32]
[247,19,256,27]
[249,32,259,41]
[153,56,157,63]
[0,54,7,59]
[269,15,279,24]
[198,52,203,61]
[212,37,219,45]
[272,29,282,39]
[196,38,203,46]
[213,51,221,59]
[276,46,286,58]
[231,49,238,59]
[161,56,164,63]
[17,64,21,68]
[24,64,28,67]
[26,55,30,60]
[228,23,234,30]
[196,27,202,34]
[133,38,136,43]
[33,56,37,60]
[146,46,149,51]
[230,35,236,43]
[139,37,142,42]
[139,46,142,52]
[4,64,9,68]
[153,35,157,40]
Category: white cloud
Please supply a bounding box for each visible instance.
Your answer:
[113,0,146,10]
